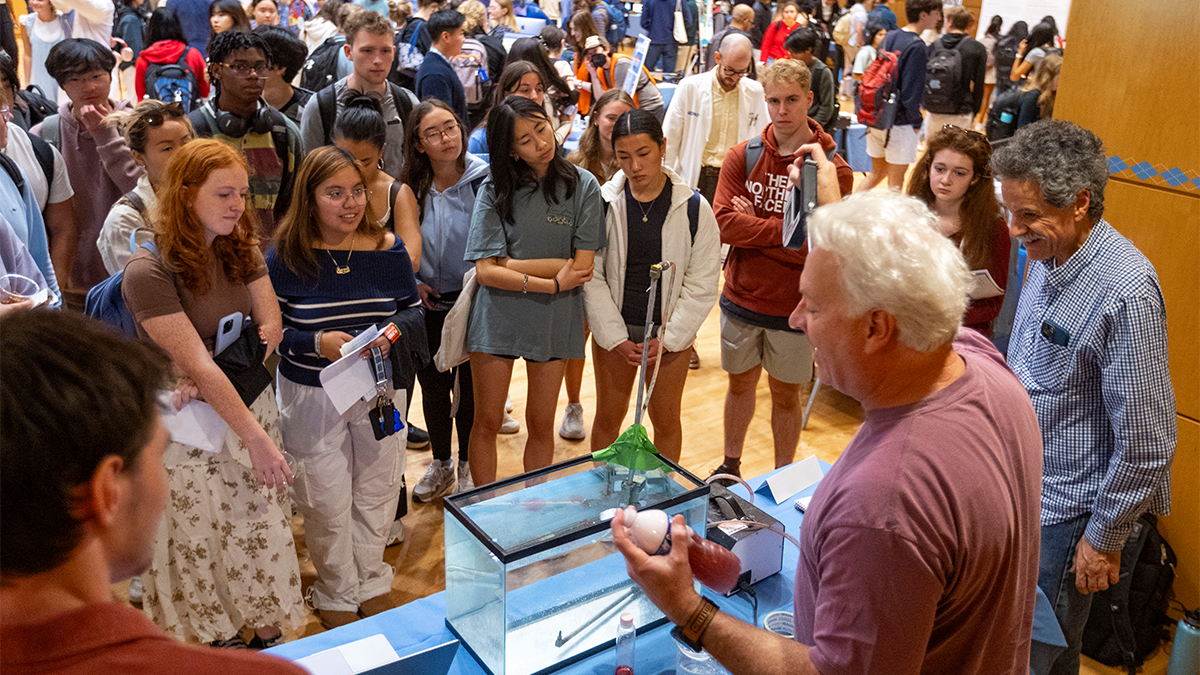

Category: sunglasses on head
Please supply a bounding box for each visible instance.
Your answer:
[941,123,988,143]
[141,102,187,128]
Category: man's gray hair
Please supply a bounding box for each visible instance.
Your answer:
[991,119,1108,222]
[807,192,972,353]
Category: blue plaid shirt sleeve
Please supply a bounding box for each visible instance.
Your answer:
[1086,294,1177,551]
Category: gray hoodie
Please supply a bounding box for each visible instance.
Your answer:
[417,152,490,294]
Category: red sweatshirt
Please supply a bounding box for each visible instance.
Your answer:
[134,39,210,102]
[760,20,800,62]
[714,119,853,318]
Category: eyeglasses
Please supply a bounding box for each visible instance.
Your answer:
[320,186,367,205]
[139,102,187,129]
[420,122,461,143]
[719,63,752,78]
[941,124,987,143]
[220,61,271,78]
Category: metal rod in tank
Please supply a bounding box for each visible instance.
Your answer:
[553,587,639,648]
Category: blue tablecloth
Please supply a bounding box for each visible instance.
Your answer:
[268,462,1064,674]
[835,122,872,173]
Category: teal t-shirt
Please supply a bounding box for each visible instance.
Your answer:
[464,166,606,361]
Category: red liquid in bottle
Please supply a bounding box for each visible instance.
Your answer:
[686,531,742,594]
[615,668,634,675]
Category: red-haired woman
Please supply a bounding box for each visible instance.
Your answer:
[121,138,303,648]
[906,125,1011,337]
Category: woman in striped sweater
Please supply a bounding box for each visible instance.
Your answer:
[267,146,421,630]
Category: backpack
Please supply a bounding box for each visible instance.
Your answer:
[450,38,491,108]
[603,188,702,244]
[743,136,837,181]
[28,133,56,194]
[986,87,1023,142]
[856,48,899,129]
[604,1,628,47]
[18,85,57,128]
[143,51,201,111]
[84,231,160,338]
[923,37,967,114]
[993,35,1020,88]
[394,20,426,81]
[316,83,415,147]
[301,35,346,92]
[831,11,852,47]
[1081,514,1177,674]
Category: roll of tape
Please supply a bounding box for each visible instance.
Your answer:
[763,611,794,639]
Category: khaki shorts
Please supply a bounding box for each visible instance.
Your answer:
[866,124,919,165]
[720,313,814,385]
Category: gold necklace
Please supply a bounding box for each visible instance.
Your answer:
[325,235,355,275]
[630,178,664,223]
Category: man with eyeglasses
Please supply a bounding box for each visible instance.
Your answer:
[187,29,303,243]
[663,34,766,206]
[31,38,139,306]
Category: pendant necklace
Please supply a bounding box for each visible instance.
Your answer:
[326,235,355,274]
[631,180,662,223]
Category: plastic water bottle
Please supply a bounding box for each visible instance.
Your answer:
[1166,609,1200,675]
[676,641,730,675]
[615,612,635,675]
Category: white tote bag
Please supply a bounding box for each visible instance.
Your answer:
[434,268,478,372]
[673,0,688,44]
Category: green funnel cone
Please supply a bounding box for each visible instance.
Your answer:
[591,424,673,473]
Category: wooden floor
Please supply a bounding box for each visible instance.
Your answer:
[112,163,1176,674]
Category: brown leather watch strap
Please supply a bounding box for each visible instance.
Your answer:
[676,596,720,651]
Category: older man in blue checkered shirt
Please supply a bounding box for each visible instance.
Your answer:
[993,119,1177,675]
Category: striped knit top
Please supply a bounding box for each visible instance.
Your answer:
[267,237,419,388]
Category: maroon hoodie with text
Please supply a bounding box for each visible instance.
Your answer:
[714,118,854,319]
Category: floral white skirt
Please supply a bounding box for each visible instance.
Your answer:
[142,389,304,643]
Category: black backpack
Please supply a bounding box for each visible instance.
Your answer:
[923,37,967,114]
[986,87,1023,142]
[301,35,346,92]
[17,85,57,128]
[993,35,1020,88]
[1081,514,1177,674]
[143,52,201,111]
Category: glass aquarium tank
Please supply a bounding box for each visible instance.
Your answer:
[444,454,710,675]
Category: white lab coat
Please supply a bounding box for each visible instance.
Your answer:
[583,167,721,354]
[662,69,769,190]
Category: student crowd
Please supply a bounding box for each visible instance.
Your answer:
[0,2,1177,675]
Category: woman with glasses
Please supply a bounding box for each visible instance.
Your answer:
[584,109,720,463]
[122,139,302,648]
[400,100,490,502]
[332,94,421,272]
[906,124,1010,337]
[268,145,421,630]
[465,96,605,486]
[99,100,196,274]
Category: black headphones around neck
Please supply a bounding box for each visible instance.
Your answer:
[206,98,274,138]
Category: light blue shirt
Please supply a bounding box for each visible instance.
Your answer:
[417,153,489,293]
[0,162,62,306]
[1009,220,1176,551]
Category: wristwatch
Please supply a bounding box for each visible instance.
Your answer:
[671,597,720,652]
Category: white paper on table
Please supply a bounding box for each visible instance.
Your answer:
[969,269,1004,300]
[339,325,382,358]
[295,634,399,675]
[319,349,377,415]
[157,391,229,453]
[757,456,825,505]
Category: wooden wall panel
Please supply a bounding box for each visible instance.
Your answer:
[1159,417,1199,611]
[1056,3,1200,198]
[1101,181,1200,420]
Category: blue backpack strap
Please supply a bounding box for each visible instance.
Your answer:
[687,189,701,244]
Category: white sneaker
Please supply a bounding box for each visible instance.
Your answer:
[413,461,455,502]
[558,403,585,440]
[385,518,404,546]
[456,461,474,493]
[499,410,520,434]
[504,396,514,413]
[128,576,143,605]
